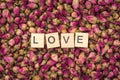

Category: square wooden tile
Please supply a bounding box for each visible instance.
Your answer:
[31,33,44,48]
[75,33,88,48]
[46,32,60,48]
[61,33,74,48]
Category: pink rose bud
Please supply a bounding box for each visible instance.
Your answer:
[104,0,113,4]
[63,70,69,77]
[27,3,37,9]
[7,14,13,23]
[19,67,28,74]
[47,59,56,66]
[3,56,14,63]
[20,24,27,30]
[85,1,91,9]
[16,29,23,36]
[78,52,86,64]
[113,40,120,46]
[2,9,9,17]
[35,63,39,69]
[17,73,26,79]
[68,27,77,33]
[0,65,4,71]
[44,52,50,59]
[29,0,38,3]
[67,58,74,67]
[102,45,109,55]
[57,5,63,12]
[0,18,6,25]
[71,12,78,18]
[66,0,72,4]
[0,2,6,9]
[86,15,97,23]
[95,44,101,53]
[72,0,79,9]
[37,28,45,33]
[2,33,10,39]
[88,0,96,4]
[79,27,88,32]
[51,54,58,62]
[99,14,106,22]
[9,39,15,46]
[70,68,78,76]
[111,3,117,10]
[29,27,36,33]
[29,51,37,62]
[88,52,96,59]
[13,6,20,16]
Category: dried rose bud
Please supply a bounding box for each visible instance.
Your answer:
[20,24,27,30]
[29,27,36,33]
[85,1,91,9]
[16,29,23,36]
[5,75,10,80]
[0,65,4,71]
[51,53,58,62]
[70,68,78,76]
[27,3,38,9]
[68,27,77,33]
[0,2,6,9]
[3,56,14,63]
[32,75,41,80]
[57,5,63,12]
[113,40,120,46]
[29,0,39,3]
[71,12,78,18]
[2,9,9,17]
[72,0,79,9]
[2,33,10,39]
[63,69,69,77]
[78,52,86,64]
[13,66,19,73]
[73,77,79,80]
[102,44,109,55]
[27,21,35,27]
[94,55,101,62]
[86,15,97,23]
[88,52,96,59]
[13,6,20,16]
[8,39,15,46]
[19,67,28,74]
[29,51,37,62]
[17,73,26,79]
[0,18,6,25]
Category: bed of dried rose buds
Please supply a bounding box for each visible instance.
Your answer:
[0,0,120,80]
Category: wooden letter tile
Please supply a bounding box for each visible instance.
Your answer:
[46,32,60,48]
[75,33,88,48]
[61,33,74,48]
[31,33,44,48]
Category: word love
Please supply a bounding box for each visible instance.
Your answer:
[31,32,88,48]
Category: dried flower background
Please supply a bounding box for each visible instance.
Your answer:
[0,0,120,80]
